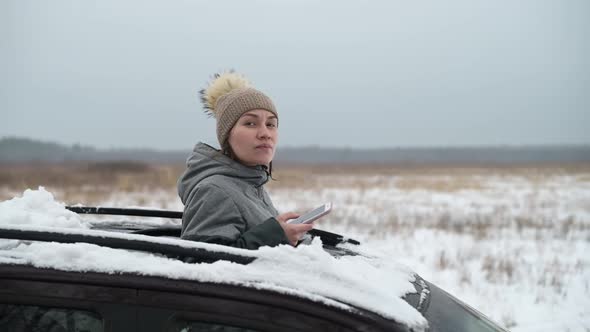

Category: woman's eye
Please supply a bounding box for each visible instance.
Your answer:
[244,122,256,127]
[267,123,277,128]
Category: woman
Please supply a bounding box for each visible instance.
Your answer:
[177,71,313,249]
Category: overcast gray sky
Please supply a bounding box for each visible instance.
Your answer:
[1,0,589,150]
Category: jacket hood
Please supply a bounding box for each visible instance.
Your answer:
[177,142,270,204]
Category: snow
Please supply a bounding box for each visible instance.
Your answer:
[0,188,88,229]
[269,172,590,332]
[0,188,428,331]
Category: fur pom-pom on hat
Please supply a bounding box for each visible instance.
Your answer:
[200,71,252,118]
[198,70,278,147]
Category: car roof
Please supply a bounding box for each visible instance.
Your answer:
[0,188,429,331]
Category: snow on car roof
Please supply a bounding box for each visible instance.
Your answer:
[0,188,428,331]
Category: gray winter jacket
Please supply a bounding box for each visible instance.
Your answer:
[177,142,289,249]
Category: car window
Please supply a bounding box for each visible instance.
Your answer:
[0,303,103,332]
[171,319,260,332]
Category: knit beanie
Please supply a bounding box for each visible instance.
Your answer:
[200,71,278,148]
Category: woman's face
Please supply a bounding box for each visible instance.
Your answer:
[227,109,278,167]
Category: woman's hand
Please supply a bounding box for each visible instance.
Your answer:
[276,212,314,246]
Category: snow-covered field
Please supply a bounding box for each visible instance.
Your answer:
[267,169,590,332]
[1,165,589,331]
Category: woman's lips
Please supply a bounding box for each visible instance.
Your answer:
[256,144,273,151]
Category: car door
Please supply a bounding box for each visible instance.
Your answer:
[131,278,410,332]
[1,265,410,332]
[0,268,138,331]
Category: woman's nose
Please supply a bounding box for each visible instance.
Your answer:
[257,126,270,139]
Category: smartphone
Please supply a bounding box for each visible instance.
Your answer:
[287,203,332,224]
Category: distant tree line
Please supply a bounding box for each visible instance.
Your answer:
[1,137,589,165]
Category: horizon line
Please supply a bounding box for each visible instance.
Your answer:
[2,135,590,152]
